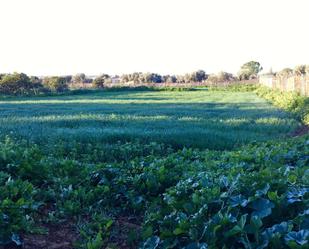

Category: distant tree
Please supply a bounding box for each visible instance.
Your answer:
[0,72,34,95]
[207,74,218,83]
[73,73,86,83]
[207,71,235,83]
[238,61,263,80]
[216,71,235,82]
[30,76,42,85]
[119,72,164,84]
[277,68,293,77]
[133,72,142,83]
[120,74,130,83]
[163,75,177,83]
[306,65,309,75]
[194,70,207,82]
[85,78,94,83]
[93,74,110,88]
[176,75,185,83]
[184,73,192,83]
[63,75,72,84]
[144,73,153,83]
[150,73,163,83]
[176,70,207,83]
[138,73,148,84]
[294,65,306,76]
[43,76,68,92]
[29,76,44,94]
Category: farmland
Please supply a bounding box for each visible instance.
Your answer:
[0,87,308,249]
[0,90,299,149]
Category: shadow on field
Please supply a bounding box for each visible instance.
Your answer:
[0,99,298,150]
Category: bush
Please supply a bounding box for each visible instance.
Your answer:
[294,65,306,76]
[256,86,309,125]
[0,73,44,95]
[207,71,235,84]
[43,76,68,92]
[208,82,258,91]
[238,61,263,80]
[306,65,309,75]
[93,74,111,88]
[277,68,293,77]
[141,136,309,248]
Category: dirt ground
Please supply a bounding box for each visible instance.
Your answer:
[1,216,141,249]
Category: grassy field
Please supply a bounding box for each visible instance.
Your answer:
[0,89,299,149]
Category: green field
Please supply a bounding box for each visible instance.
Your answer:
[0,90,299,149]
[1,88,308,249]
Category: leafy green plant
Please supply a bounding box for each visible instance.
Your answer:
[256,86,309,125]
[0,177,38,246]
[0,87,307,248]
[76,213,113,249]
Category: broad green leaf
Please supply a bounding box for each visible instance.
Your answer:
[251,198,274,218]
[142,236,160,249]
[285,230,309,246]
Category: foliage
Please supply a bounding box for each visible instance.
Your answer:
[141,136,309,248]
[0,133,308,247]
[190,70,207,82]
[119,71,208,84]
[163,75,177,83]
[0,73,45,95]
[43,76,68,92]
[256,86,309,125]
[207,71,235,84]
[277,68,293,77]
[294,65,307,76]
[0,88,307,248]
[73,73,86,84]
[93,74,110,88]
[120,72,163,84]
[207,82,258,91]
[0,137,41,245]
[238,61,263,80]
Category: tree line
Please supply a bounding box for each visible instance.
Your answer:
[4,61,301,96]
[275,65,309,77]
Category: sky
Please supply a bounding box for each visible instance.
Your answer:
[0,0,308,76]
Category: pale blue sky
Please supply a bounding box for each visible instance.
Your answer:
[0,0,308,76]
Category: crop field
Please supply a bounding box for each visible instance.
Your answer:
[0,88,308,249]
[0,90,299,149]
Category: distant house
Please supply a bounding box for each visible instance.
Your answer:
[111,76,120,84]
[88,75,97,80]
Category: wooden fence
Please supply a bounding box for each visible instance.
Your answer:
[259,74,309,96]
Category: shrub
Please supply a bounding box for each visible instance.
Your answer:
[277,68,293,77]
[238,61,263,80]
[0,73,44,95]
[141,136,309,248]
[93,74,111,88]
[256,86,309,125]
[208,82,258,91]
[43,76,68,92]
[306,65,309,75]
[207,72,235,84]
[294,65,306,76]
